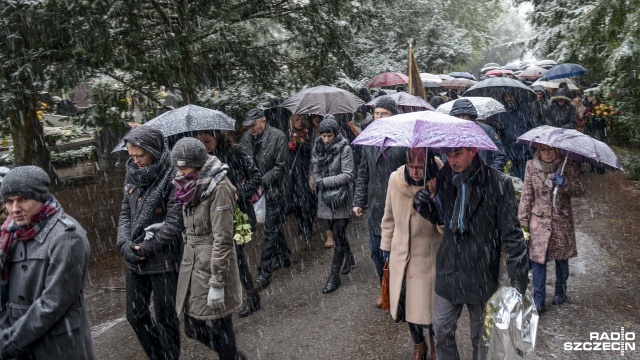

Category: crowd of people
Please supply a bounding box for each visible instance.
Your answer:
[0,75,594,359]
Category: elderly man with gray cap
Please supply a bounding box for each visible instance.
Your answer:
[0,166,93,359]
[240,108,290,289]
[117,126,184,359]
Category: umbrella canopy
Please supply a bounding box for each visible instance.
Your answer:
[531,78,579,90]
[439,78,477,90]
[464,77,537,103]
[483,63,500,68]
[420,73,443,83]
[480,66,500,73]
[367,72,409,88]
[518,66,547,79]
[537,60,557,66]
[352,111,498,151]
[485,69,514,77]
[517,125,623,171]
[280,85,364,115]
[110,105,235,152]
[503,63,522,71]
[436,97,506,120]
[539,63,588,81]
[139,105,235,137]
[366,92,435,110]
[449,72,477,81]
[422,81,441,89]
[438,74,455,80]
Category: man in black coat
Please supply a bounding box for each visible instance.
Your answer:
[117,127,184,360]
[240,108,291,289]
[413,147,529,360]
[544,88,577,129]
[352,96,406,307]
[449,98,508,172]
[530,85,548,127]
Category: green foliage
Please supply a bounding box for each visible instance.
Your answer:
[516,0,640,145]
[74,82,133,131]
[0,146,97,167]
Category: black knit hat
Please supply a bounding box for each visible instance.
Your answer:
[374,96,399,115]
[171,138,209,169]
[0,166,50,202]
[319,115,339,135]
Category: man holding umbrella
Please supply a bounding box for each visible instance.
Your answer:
[413,145,529,359]
[240,109,291,289]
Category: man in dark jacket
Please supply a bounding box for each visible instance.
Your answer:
[489,92,537,180]
[413,148,529,360]
[352,96,407,307]
[240,109,291,289]
[117,127,183,360]
[0,166,94,359]
[449,98,508,172]
[544,88,577,129]
[530,84,548,127]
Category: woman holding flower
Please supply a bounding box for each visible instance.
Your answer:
[196,130,263,317]
[518,144,584,314]
[171,138,247,360]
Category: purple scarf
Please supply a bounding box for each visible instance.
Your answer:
[173,172,199,206]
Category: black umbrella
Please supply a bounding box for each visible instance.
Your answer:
[463,77,536,104]
[422,81,441,89]
[449,72,477,81]
[280,85,364,115]
[111,105,235,152]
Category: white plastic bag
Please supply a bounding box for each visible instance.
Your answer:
[253,196,265,224]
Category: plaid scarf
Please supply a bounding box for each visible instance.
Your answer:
[0,195,61,282]
[173,172,199,206]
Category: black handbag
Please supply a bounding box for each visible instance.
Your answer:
[321,184,348,208]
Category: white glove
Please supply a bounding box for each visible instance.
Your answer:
[143,222,165,241]
[207,287,225,309]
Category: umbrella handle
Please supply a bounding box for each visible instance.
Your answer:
[552,156,569,208]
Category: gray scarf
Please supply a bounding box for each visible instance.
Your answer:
[449,156,481,234]
[126,148,174,244]
[311,135,349,167]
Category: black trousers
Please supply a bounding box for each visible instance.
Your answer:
[409,322,435,345]
[235,243,254,291]
[125,270,180,360]
[184,314,238,360]
[258,199,291,278]
[328,218,350,248]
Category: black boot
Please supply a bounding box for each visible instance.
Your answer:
[341,248,356,275]
[239,290,261,318]
[322,248,344,294]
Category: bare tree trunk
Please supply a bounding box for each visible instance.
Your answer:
[7,77,59,185]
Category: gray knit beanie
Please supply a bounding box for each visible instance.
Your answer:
[171,138,209,169]
[374,96,399,115]
[319,115,339,135]
[0,166,50,202]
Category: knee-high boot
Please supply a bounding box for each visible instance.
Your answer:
[322,247,344,294]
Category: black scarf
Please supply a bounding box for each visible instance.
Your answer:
[311,135,349,167]
[449,156,481,234]
[403,165,424,187]
[126,148,175,244]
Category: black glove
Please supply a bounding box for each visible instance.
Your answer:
[413,188,439,224]
[316,179,325,191]
[120,242,143,264]
[511,279,528,295]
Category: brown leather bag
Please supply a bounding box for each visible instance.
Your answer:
[381,261,390,310]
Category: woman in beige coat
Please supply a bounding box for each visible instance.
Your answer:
[380,148,443,360]
[170,138,246,360]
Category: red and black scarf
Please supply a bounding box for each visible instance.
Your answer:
[0,195,60,282]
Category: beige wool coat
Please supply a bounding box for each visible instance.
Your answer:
[175,157,243,320]
[380,166,444,326]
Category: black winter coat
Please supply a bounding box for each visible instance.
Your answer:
[287,138,315,209]
[425,160,529,304]
[240,125,290,203]
[117,176,184,274]
[489,104,536,160]
[216,144,262,230]
[353,145,407,235]
[476,121,508,172]
[544,101,577,129]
